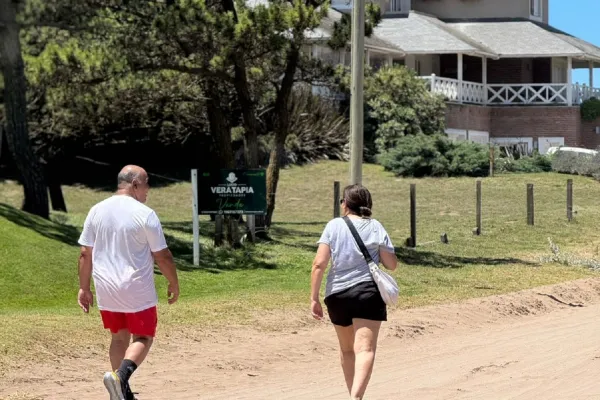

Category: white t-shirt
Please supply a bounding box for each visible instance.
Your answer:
[78,195,168,312]
[318,217,395,297]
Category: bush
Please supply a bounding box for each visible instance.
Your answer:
[446,140,490,177]
[551,150,600,178]
[283,88,349,165]
[495,153,552,174]
[366,67,446,153]
[581,97,600,121]
[333,65,446,158]
[378,134,489,177]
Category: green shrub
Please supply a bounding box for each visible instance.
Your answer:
[581,97,600,121]
[378,134,489,177]
[496,153,552,174]
[446,140,490,177]
[333,65,447,158]
[366,67,446,153]
[551,150,600,177]
[283,88,349,165]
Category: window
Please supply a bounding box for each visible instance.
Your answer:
[389,0,410,13]
[530,0,541,19]
[390,0,402,12]
[492,138,533,158]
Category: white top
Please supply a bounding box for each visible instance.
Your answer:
[318,218,395,297]
[78,195,168,312]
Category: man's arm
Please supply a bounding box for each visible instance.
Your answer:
[78,246,94,313]
[152,248,180,304]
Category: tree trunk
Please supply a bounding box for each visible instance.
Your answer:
[264,47,300,227]
[46,163,67,212]
[0,0,49,218]
[220,0,261,169]
[204,83,240,246]
[265,131,286,227]
[205,87,234,169]
[0,125,3,164]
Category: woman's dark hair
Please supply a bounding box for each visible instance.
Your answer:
[343,184,373,217]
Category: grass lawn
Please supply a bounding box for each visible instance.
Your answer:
[1,161,600,365]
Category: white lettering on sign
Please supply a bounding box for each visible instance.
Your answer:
[211,186,255,194]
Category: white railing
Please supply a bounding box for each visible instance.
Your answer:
[422,75,486,104]
[573,84,600,104]
[487,84,568,105]
[462,81,487,104]
[422,75,600,106]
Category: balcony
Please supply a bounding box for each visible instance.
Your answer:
[421,75,600,106]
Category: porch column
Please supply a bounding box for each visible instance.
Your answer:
[482,56,488,104]
[590,61,594,89]
[387,54,393,67]
[567,56,573,106]
[458,53,463,103]
[365,49,371,67]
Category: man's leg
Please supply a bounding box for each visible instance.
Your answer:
[104,307,156,399]
[116,307,157,391]
[333,324,356,395]
[110,329,131,371]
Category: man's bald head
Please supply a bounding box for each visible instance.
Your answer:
[117,165,148,188]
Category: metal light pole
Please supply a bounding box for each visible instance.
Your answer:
[349,0,365,186]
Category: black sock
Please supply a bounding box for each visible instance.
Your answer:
[116,359,138,383]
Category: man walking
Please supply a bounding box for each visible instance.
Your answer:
[77,165,180,400]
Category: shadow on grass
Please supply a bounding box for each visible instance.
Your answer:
[395,247,536,269]
[275,221,328,226]
[0,203,80,246]
[162,233,277,274]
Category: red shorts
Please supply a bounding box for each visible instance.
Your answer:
[100,306,158,337]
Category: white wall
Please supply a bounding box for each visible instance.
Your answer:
[446,129,490,144]
[538,137,565,155]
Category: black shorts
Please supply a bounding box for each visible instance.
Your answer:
[324,280,387,327]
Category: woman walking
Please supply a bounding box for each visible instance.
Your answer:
[311,184,398,400]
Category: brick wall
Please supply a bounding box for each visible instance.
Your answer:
[489,107,581,146]
[580,117,600,150]
[445,104,491,132]
[444,104,592,148]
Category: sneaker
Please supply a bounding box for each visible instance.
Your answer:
[125,383,138,400]
[103,371,126,400]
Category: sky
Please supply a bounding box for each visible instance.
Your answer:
[549,0,600,85]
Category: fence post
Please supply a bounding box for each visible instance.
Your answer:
[567,179,573,222]
[409,184,417,247]
[191,169,200,266]
[247,214,256,243]
[215,215,224,246]
[527,184,534,226]
[475,180,482,235]
[430,73,436,92]
[489,146,494,177]
[333,181,341,218]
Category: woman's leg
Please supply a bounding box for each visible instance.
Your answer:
[333,324,356,394]
[350,319,382,400]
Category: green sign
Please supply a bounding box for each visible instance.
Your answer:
[197,169,267,215]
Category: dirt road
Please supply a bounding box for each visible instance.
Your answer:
[4,279,600,399]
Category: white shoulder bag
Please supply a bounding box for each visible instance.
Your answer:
[343,216,399,306]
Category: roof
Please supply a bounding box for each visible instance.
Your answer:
[445,18,600,64]
[306,9,405,54]
[374,12,497,57]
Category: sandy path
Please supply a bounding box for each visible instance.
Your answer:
[3,278,600,399]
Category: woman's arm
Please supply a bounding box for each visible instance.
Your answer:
[380,249,398,271]
[310,244,331,319]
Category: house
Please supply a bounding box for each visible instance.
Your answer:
[309,0,600,155]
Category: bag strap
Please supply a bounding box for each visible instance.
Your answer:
[342,216,374,264]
